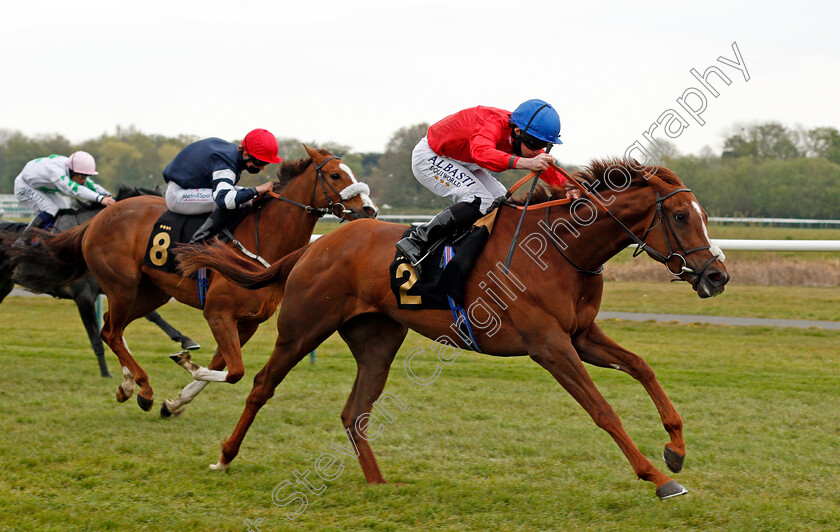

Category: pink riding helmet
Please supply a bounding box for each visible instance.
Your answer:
[67,151,98,175]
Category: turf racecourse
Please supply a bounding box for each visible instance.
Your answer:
[1,293,839,531]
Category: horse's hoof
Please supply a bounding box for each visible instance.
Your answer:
[210,461,230,472]
[169,351,189,365]
[101,371,113,379]
[181,338,201,350]
[136,394,154,411]
[160,400,184,418]
[663,446,685,473]
[115,385,132,402]
[656,480,688,500]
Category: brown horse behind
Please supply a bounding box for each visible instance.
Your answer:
[178,158,729,499]
[9,146,377,415]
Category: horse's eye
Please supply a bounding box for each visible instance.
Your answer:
[674,212,688,224]
[330,172,341,180]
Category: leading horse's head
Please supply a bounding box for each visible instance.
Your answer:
[274,146,378,221]
[631,163,729,298]
[578,159,729,298]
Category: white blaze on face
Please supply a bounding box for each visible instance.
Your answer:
[339,163,357,184]
[692,200,725,261]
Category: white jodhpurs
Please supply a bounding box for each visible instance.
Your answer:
[411,136,507,213]
[164,181,217,215]
[14,181,68,217]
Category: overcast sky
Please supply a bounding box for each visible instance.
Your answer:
[2,0,837,167]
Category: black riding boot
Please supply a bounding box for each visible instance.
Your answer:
[12,213,54,249]
[395,201,482,271]
[189,208,237,244]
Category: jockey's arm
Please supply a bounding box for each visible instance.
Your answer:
[84,177,116,206]
[53,173,103,204]
[211,169,259,209]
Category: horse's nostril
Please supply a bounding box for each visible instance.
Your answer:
[363,207,378,218]
[707,271,730,286]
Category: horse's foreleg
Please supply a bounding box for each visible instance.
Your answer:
[73,294,112,378]
[170,350,228,381]
[162,349,222,417]
[177,312,247,383]
[162,321,260,418]
[531,337,686,499]
[573,323,685,473]
[144,310,200,350]
[337,314,408,484]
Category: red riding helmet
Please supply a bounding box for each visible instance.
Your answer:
[242,128,282,164]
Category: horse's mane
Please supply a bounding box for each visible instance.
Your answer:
[509,158,684,205]
[115,184,163,199]
[574,158,684,190]
[275,149,333,190]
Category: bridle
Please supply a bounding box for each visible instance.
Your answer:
[509,163,723,287]
[632,188,721,286]
[228,156,371,267]
[264,156,370,220]
[567,172,721,287]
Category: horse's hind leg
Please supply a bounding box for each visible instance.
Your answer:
[144,309,200,350]
[531,336,686,499]
[573,323,686,473]
[0,270,13,302]
[337,314,408,484]
[69,278,111,378]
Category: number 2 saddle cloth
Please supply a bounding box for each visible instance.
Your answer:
[389,212,497,311]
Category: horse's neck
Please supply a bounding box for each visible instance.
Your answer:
[55,208,100,231]
[529,188,658,270]
[249,178,320,262]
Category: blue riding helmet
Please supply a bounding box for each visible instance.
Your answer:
[510,99,563,145]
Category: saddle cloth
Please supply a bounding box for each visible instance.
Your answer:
[142,209,247,274]
[389,224,491,310]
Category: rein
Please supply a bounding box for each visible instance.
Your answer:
[264,156,369,220]
[501,162,716,283]
[236,155,370,267]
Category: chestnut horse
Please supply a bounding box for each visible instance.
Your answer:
[9,146,377,414]
[178,158,730,500]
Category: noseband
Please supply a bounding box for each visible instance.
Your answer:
[545,165,723,287]
[266,156,370,220]
[631,188,721,286]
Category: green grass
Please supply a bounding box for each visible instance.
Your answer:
[1,294,839,531]
[601,281,840,321]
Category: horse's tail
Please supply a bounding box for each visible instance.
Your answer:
[2,223,91,292]
[177,242,308,291]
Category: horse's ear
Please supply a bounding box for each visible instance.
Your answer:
[303,144,320,161]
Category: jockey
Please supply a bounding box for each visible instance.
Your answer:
[396,99,579,270]
[162,128,282,243]
[13,151,115,242]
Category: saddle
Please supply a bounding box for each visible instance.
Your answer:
[389,210,497,310]
[143,209,249,274]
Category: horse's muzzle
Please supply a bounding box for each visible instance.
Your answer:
[692,264,730,298]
